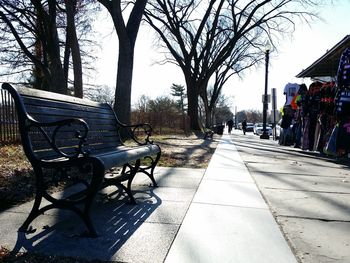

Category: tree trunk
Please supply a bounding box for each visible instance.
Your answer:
[185,77,201,131]
[199,80,212,128]
[98,0,147,126]
[41,0,67,94]
[201,94,215,128]
[205,106,213,128]
[48,59,67,94]
[65,0,83,98]
[114,41,133,125]
[33,38,45,90]
[63,38,70,85]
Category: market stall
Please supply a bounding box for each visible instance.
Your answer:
[279,35,350,157]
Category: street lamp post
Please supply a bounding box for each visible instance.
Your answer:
[260,43,271,140]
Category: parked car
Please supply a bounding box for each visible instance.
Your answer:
[246,122,254,132]
[253,123,272,136]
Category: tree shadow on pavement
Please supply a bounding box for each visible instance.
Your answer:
[231,133,350,170]
[229,133,350,223]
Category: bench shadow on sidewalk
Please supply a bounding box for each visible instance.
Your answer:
[10,185,162,261]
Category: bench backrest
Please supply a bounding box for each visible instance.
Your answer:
[2,83,122,162]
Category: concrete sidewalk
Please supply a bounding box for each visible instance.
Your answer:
[0,134,296,262]
[231,129,350,263]
[165,134,296,263]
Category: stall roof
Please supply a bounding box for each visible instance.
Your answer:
[296,35,350,78]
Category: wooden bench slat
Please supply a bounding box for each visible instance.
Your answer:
[23,99,114,117]
[26,107,116,123]
[22,95,112,111]
[17,86,103,107]
[30,134,120,149]
[29,113,118,127]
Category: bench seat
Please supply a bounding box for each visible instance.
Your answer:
[92,144,160,169]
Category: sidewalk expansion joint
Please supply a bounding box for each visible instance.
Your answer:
[264,187,350,195]
[279,214,350,223]
[247,170,348,178]
[192,201,269,211]
[202,178,255,184]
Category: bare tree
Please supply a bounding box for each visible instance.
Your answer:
[0,0,98,97]
[147,95,178,134]
[214,105,233,125]
[132,94,150,123]
[202,85,234,126]
[201,36,264,127]
[85,84,115,105]
[145,0,321,131]
[0,0,67,94]
[171,83,188,132]
[97,0,147,126]
[171,83,186,114]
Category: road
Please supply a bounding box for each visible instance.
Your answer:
[229,129,350,263]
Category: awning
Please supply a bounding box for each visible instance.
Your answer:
[296,35,350,78]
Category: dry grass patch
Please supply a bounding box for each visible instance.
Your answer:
[154,134,218,168]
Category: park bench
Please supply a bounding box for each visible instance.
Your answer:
[203,128,214,139]
[204,124,224,139]
[1,83,161,237]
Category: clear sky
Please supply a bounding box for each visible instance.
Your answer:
[92,0,350,113]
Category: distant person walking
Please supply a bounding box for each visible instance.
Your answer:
[227,119,234,134]
[242,120,247,135]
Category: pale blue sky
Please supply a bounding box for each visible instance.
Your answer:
[92,0,350,112]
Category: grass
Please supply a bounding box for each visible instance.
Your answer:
[0,144,34,211]
[0,144,30,173]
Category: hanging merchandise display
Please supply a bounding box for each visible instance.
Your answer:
[299,81,337,152]
[334,47,350,156]
[323,124,339,156]
[289,36,350,158]
[279,83,305,147]
[279,81,338,152]
[337,47,350,89]
[283,83,300,106]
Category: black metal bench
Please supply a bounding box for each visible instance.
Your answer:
[203,128,214,139]
[2,83,161,237]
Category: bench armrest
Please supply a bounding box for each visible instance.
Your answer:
[27,117,90,159]
[121,123,154,145]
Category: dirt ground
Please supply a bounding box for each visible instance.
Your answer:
[154,134,219,168]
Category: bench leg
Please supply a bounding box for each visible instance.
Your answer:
[137,150,161,187]
[81,160,104,237]
[18,188,43,233]
[126,159,141,204]
[149,151,161,186]
[103,161,140,205]
[18,167,45,233]
[19,163,103,238]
